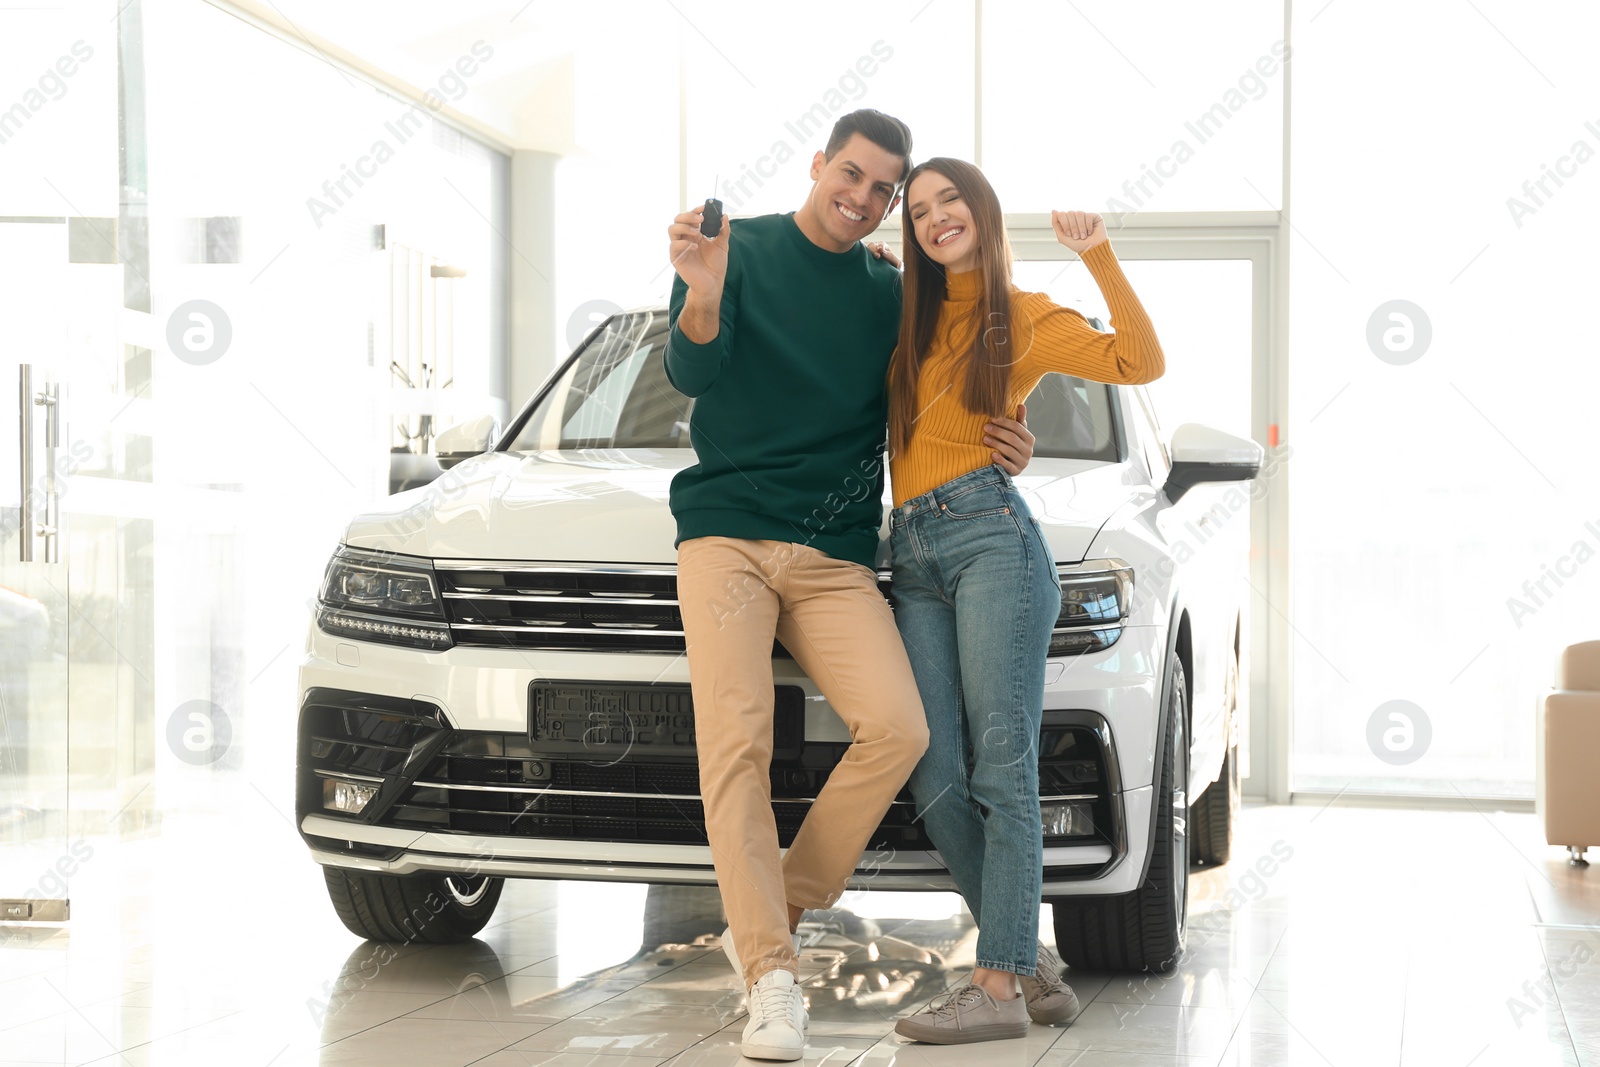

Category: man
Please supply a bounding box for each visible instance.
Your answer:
[663,109,1036,1060]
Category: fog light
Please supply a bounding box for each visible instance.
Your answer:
[1041,800,1094,837]
[323,778,380,814]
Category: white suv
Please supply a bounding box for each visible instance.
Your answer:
[297,308,1261,972]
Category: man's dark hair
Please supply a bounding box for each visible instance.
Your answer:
[825,109,913,189]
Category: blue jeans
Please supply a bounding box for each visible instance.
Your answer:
[889,464,1061,976]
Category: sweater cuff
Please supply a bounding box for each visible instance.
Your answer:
[1079,240,1118,269]
[670,320,722,355]
[665,322,727,395]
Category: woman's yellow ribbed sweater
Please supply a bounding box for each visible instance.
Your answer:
[889,240,1166,506]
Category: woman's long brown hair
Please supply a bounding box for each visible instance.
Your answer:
[888,157,1018,456]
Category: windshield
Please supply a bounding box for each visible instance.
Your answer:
[504,313,686,450]
[503,311,1120,461]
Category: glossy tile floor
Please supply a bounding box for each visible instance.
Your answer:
[2,796,1597,1066]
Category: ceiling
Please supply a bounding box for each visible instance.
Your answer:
[223,0,681,152]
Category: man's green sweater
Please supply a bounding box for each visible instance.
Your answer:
[665,212,901,570]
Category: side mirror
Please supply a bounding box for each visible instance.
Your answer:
[1161,423,1263,503]
[435,414,501,470]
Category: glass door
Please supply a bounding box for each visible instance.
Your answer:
[0,0,119,919]
[1,220,73,923]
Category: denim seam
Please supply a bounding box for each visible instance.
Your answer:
[999,508,1046,968]
[909,517,954,608]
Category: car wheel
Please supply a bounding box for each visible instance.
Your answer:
[322,866,505,943]
[1050,657,1189,972]
[1192,651,1241,868]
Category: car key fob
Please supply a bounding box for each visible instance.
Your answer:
[699,198,723,238]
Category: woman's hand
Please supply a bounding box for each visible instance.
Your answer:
[986,403,1035,475]
[1052,210,1108,255]
[867,241,902,269]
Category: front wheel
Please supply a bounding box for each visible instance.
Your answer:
[1050,657,1189,972]
[322,867,505,943]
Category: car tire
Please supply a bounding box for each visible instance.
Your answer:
[1050,657,1189,972]
[322,866,504,943]
[1191,743,1239,868]
[1191,651,1240,868]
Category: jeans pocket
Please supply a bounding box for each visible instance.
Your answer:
[940,483,1012,520]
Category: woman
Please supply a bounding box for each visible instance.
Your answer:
[884,158,1165,1044]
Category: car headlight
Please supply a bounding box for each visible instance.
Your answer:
[1049,558,1133,656]
[316,546,453,651]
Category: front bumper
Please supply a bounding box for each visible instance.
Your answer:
[301,815,1119,891]
[296,623,1165,897]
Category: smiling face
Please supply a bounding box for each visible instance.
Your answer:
[907,169,980,273]
[795,132,905,252]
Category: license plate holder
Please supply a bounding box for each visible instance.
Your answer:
[528,680,804,761]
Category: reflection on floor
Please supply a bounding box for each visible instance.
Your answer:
[1,800,1598,1066]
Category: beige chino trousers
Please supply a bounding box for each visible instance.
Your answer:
[676,536,929,989]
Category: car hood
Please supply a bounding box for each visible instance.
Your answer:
[343,449,1143,566]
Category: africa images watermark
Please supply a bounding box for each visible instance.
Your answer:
[1505,117,1600,229]
[1118,440,1290,624]
[712,40,895,214]
[305,40,494,229]
[1106,39,1291,223]
[305,843,497,1025]
[1505,931,1600,1029]
[0,437,95,544]
[1109,838,1294,1018]
[1503,515,1600,628]
[702,449,887,630]
[0,39,94,147]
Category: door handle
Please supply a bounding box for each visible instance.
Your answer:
[16,364,61,564]
[18,364,34,563]
[40,378,59,563]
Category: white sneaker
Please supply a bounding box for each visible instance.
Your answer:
[720,925,802,979]
[742,968,808,1060]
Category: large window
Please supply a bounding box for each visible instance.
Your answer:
[680,0,976,219]
[1012,258,1255,442]
[138,0,510,808]
[554,1,979,376]
[1286,2,1596,798]
[982,2,1285,213]
[0,0,513,837]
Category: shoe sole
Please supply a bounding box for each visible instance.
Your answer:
[893,1019,1029,1044]
[741,1039,805,1061]
[743,1013,809,1061]
[1027,995,1083,1026]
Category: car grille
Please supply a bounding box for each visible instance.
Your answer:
[391,748,933,848]
[299,689,1121,866]
[435,563,687,652]
[434,562,1109,656]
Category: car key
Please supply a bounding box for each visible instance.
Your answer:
[699,198,723,238]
